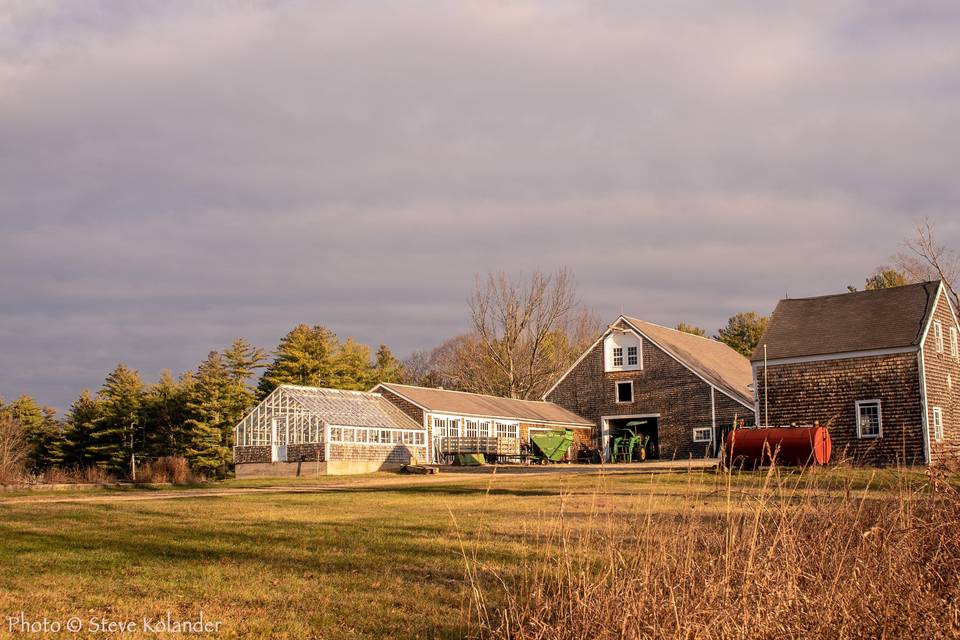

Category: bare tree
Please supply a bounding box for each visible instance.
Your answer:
[462,269,600,399]
[895,218,959,306]
[0,412,28,484]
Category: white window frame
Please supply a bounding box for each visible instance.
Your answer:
[934,321,944,353]
[604,331,643,372]
[692,427,713,443]
[933,407,944,443]
[856,399,883,439]
[626,345,638,366]
[615,380,634,404]
[950,326,959,358]
[494,421,519,439]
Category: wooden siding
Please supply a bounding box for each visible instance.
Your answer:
[546,320,747,459]
[755,352,925,465]
[923,292,960,463]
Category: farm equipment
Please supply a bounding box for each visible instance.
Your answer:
[529,429,575,464]
[725,425,832,468]
[611,429,650,463]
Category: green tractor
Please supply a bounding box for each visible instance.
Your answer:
[611,428,651,463]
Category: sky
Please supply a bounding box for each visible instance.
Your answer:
[2,1,959,412]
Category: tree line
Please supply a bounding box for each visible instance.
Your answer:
[1,328,405,479]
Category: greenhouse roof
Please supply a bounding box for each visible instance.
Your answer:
[276,385,423,430]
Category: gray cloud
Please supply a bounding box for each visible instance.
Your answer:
[2,0,959,410]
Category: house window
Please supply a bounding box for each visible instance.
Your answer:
[605,332,642,372]
[465,420,479,438]
[612,347,623,367]
[856,400,882,438]
[951,327,959,358]
[933,407,944,442]
[495,421,519,439]
[692,427,712,443]
[615,381,633,403]
[934,321,944,353]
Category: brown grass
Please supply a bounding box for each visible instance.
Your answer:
[136,456,196,484]
[33,465,117,484]
[466,466,960,639]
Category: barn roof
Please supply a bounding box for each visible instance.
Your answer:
[752,280,942,362]
[278,385,424,430]
[621,317,755,407]
[375,383,594,426]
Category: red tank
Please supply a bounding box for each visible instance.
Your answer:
[725,426,831,468]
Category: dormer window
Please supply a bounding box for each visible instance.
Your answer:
[605,331,642,372]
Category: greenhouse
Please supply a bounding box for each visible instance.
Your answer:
[233,385,427,477]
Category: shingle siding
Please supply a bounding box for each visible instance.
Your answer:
[923,293,960,463]
[546,323,750,459]
[755,352,925,465]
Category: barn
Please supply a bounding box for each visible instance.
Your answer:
[545,316,755,460]
[233,385,427,477]
[753,280,960,465]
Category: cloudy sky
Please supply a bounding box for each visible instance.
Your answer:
[2,1,959,411]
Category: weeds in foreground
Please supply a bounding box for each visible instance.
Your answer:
[464,467,960,639]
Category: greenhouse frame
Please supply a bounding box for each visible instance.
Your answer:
[233,385,427,477]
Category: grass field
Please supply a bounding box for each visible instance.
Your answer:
[1,467,957,639]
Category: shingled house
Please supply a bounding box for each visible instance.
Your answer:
[371,383,595,463]
[544,316,755,460]
[753,281,960,465]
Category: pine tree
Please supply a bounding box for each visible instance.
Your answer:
[257,325,338,397]
[223,338,267,433]
[183,351,233,477]
[8,395,63,470]
[371,345,404,386]
[331,338,373,390]
[141,371,193,458]
[62,390,102,468]
[89,364,144,473]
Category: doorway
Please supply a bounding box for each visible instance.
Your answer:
[606,416,659,462]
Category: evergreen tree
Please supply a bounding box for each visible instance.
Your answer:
[715,313,770,358]
[257,325,338,398]
[141,371,193,458]
[89,364,144,473]
[183,351,233,476]
[223,338,267,430]
[371,344,405,386]
[8,395,63,470]
[62,390,102,468]
[331,338,373,390]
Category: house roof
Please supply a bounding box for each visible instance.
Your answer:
[752,281,942,362]
[621,317,755,407]
[375,383,594,427]
[279,385,424,430]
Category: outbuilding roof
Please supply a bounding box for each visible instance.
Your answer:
[752,280,942,362]
[621,317,755,407]
[374,383,594,427]
[278,385,423,430]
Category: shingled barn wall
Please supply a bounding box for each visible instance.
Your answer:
[376,388,425,426]
[923,293,960,464]
[546,326,751,460]
[755,352,925,465]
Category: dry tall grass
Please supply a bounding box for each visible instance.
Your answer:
[466,467,960,639]
[136,456,196,484]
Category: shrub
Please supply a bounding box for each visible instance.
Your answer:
[466,468,960,639]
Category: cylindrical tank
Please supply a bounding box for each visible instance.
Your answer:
[725,426,831,468]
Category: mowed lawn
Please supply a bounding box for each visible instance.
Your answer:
[0,468,941,639]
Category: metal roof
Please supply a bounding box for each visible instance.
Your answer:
[279,385,423,430]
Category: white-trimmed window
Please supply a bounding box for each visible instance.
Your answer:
[495,421,519,439]
[951,326,959,358]
[605,332,642,372]
[933,407,944,442]
[856,400,882,438]
[615,380,633,403]
[465,420,479,438]
[692,427,712,443]
[934,321,944,353]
